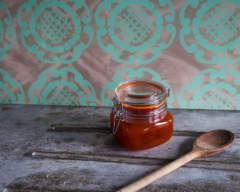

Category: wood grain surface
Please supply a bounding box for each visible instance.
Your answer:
[0,105,240,192]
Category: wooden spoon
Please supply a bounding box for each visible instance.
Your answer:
[117,129,234,192]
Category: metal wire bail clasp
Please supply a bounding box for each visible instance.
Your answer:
[112,98,124,135]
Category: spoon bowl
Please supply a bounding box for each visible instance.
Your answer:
[193,129,235,157]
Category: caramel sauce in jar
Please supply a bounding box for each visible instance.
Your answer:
[110,81,173,150]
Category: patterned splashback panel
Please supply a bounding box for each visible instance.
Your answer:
[1,0,240,110]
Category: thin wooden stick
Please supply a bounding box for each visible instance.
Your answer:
[116,150,201,192]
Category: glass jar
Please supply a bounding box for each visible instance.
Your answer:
[110,80,173,150]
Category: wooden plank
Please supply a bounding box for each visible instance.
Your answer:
[24,132,240,167]
[1,159,240,192]
[49,123,240,138]
[29,151,240,172]
[1,105,240,133]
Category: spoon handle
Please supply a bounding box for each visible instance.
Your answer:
[117,150,201,192]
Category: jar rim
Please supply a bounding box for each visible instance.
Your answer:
[114,80,169,109]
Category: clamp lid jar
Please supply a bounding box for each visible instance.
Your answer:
[110,80,173,150]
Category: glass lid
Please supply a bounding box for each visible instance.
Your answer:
[114,80,169,106]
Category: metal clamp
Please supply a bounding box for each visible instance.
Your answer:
[112,98,124,135]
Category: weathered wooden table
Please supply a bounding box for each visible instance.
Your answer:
[0,105,240,192]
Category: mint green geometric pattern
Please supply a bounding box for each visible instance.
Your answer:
[28,67,96,106]
[178,68,240,110]
[0,2,16,61]
[0,91,10,103]
[95,0,176,64]
[101,67,174,107]
[116,7,152,44]
[45,88,81,106]
[200,5,240,44]
[180,0,240,65]
[0,69,25,104]
[38,9,73,45]
[18,0,93,64]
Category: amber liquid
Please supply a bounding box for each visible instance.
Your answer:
[110,110,173,150]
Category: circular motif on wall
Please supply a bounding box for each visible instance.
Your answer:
[95,0,176,64]
[28,67,96,106]
[0,2,16,61]
[18,0,93,64]
[178,68,240,110]
[180,0,240,64]
[101,67,174,107]
[0,69,25,104]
